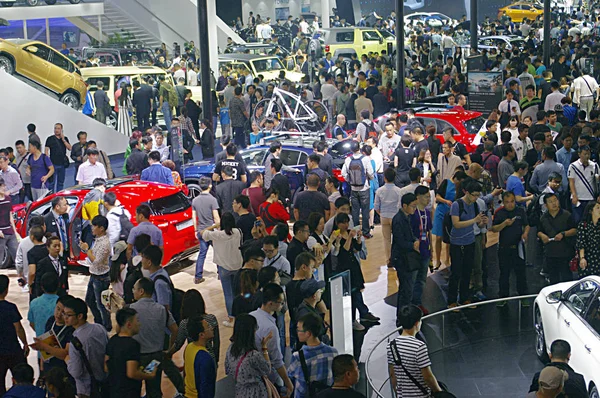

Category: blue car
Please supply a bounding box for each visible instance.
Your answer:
[181,143,309,200]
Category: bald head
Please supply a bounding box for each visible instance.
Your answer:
[337,114,346,125]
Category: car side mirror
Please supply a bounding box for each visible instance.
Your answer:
[379,37,384,44]
[26,46,38,54]
[545,290,563,304]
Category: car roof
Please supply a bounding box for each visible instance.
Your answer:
[219,54,280,61]
[56,178,182,200]
[4,39,37,46]
[414,107,483,121]
[80,65,167,75]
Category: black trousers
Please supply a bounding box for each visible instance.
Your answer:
[137,112,150,131]
[448,243,475,304]
[498,246,528,297]
[546,256,572,285]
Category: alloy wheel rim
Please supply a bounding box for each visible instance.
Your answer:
[188,185,201,199]
[535,310,545,356]
[0,58,11,72]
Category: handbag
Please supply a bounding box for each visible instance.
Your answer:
[390,339,456,398]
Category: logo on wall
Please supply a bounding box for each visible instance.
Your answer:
[275,0,290,5]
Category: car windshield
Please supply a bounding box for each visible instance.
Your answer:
[241,149,268,166]
[148,192,191,215]
[120,49,154,65]
[463,116,487,135]
[378,30,394,39]
[252,58,285,73]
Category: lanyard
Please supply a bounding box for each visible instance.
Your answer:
[51,321,68,341]
[51,257,62,277]
[416,209,428,241]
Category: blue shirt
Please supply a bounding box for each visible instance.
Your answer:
[219,107,230,125]
[556,146,575,173]
[250,308,283,385]
[127,221,164,254]
[83,91,94,115]
[250,131,264,145]
[449,199,477,245]
[27,293,58,336]
[149,268,172,308]
[140,163,175,186]
[506,175,526,206]
[3,385,46,398]
[374,183,402,219]
[535,65,546,86]
[288,343,338,397]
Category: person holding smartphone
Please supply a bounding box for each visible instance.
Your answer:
[233,195,257,242]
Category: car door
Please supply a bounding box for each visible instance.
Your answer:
[18,43,52,87]
[280,149,305,195]
[549,280,598,350]
[577,292,600,390]
[361,30,383,53]
[48,49,75,94]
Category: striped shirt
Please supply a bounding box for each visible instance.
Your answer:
[387,335,431,398]
[568,160,599,201]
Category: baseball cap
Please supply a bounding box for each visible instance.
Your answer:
[538,366,568,390]
[300,278,326,298]
[111,241,128,261]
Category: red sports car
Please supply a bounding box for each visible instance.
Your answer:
[11,178,198,267]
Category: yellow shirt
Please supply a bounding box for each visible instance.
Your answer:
[184,343,215,398]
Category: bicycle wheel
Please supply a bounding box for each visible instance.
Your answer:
[301,100,331,134]
[252,98,282,127]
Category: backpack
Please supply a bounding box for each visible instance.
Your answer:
[164,83,178,108]
[361,121,378,139]
[123,260,142,304]
[442,199,479,244]
[118,209,134,242]
[153,274,184,323]
[526,194,544,227]
[347,155,367,188]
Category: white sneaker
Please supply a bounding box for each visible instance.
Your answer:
[222,320,234,328]
[352,320,365,331]
[21,284,29,293]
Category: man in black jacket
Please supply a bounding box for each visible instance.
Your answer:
[270,158,291,207]
[391,193,420,324]
[70,131,88,185]
[125,139,149,175]
[132,79,153,131]
[529,339,587,398]
[44,196,71,258]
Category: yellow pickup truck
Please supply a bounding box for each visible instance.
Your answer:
[314,27,388,59]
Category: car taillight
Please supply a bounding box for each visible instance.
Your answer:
[325,45,330,52]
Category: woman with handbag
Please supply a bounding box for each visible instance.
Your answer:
[576,201,600,277]
[259,188,290,234]
[117,85,133,137]
[225,314,275,398]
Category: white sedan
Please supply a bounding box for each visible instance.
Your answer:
[534,277,600,397]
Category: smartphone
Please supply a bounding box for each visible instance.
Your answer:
[144,360,160,373]
[353,225,361,231]
[254,220,261,227]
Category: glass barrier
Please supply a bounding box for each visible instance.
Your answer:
[0,0,102,9]
[365,294,539,398]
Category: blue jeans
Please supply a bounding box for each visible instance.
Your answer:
[195,235,211,278]
[411,256,430,306]
[218,266,236,317]
[277,312,286,355]
[85,273,111,331]
[350,189,370,235]
[162,102,172,132]
[52,164,65,193]
[443,48,453,63]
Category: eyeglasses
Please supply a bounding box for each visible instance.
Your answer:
[263,249,275,254]
[62,312,76,318]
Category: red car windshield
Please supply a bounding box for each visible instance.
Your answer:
[463,116,487,135]
[148,192,191,215]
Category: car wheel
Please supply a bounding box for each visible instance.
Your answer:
[0,245,13,269]
[44,0,57,4]
[1,2,15,7]
[26,0,39,5]
[535,307,550,363]
[107,110,118,130]
[0,55,14,74]
[69,0,80,3]
[590,385,599,398]
[187,183,201,199]
[60,92,80,109]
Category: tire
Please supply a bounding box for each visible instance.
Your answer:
[107,110,118,130]
[0,55,14,74]
[535,307,550,364]
[186,183,201,200]
[302,99,331,134]
[590,385,599,398]
[1,2,15,7]
[0,245,13,269]
[44,0,57,4]
[60,92,80,109]
[252,98,282,127]
[26,0,39,5]
[69,0,81,3]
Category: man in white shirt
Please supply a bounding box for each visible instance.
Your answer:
[573,70,599,119]
[544,81,565,111]
[366,136,384,177]
[378,122,401,161]
[172,63,185,82]
[568,145,600,222]
[187,65,198,86]
[299,18,310,34]
[498,90,521,116]
[342,140,374,237]
[511,123,533,161]
[76,148,107,185]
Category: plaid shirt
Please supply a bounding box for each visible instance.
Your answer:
[288,343,338,397]
[478,169,494,196]
[481,152,500,187]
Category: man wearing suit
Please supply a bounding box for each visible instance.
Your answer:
[93,81,111,125]
[141,151,175,186]
[132,79,153,131]
[44,196,71,259]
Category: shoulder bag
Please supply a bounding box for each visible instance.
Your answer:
[298,348,330,398]
[390,339,456,398]
[71,336,106,398]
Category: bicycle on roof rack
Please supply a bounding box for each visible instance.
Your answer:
[252,87,331,134]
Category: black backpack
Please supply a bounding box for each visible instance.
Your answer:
[153,274,184,323]
[442,199,479,244]
[123,261,142,304]
[526,194,544,227]
[118,209,134,242]
[361,121,378,139]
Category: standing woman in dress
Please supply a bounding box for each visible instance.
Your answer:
[431,170,467,270]
[117,84,133,137]
[577,201,600,277]
[225,314,273,398]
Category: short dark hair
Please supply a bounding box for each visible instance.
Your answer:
[199,176,212,190]
[91,215,108,230]
[414,185,429,197]
[271,158,283,172]
[397,304,423,329]
[135,277,155,295]
[262,235,279,248]
[298,312,323,338]
[148,150,161,162]
[294,252,316,271]
[243,246,265,264]
[41,272,59,294]
[463,180,482,194]
[384,167,396,183]
[262,283,284,305]
[401,193,417,207]
[550,339,571,360]
[12,363,35,384]
[29,140,41,151]
[136,204,152,220]
[27,123,36,133]
[141,245,163,268]
[408,168,421,182]
[335,212,350,226]
[103,191,117,206]
[258,266,278,288]
[293,220,309,235]
[543,192,559,204]
[332,354,356,381]
[226,143,238,156]
[187,316,206,341]
[234,194,250,209]
[64,297,88,321]
[116,307,137,328]
[514,161,529,172]
[129,138,139,150]
[51,196,66,210]
[308,153,321,165]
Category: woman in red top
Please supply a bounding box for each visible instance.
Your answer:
[259,187,290,233]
